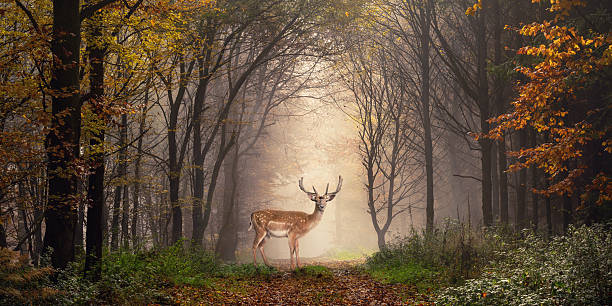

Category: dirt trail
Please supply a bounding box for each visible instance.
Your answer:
[169,258,432,305]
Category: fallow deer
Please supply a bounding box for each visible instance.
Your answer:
[248,176,343,269]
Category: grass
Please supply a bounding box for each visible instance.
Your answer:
[366,259,437,290]
[363,219,509,292]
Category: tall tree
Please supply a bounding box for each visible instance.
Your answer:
[43,0,82,269]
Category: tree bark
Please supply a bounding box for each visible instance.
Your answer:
[530,130,539,230]
[75,184,85,255]
[420,0,435,234]
[492,0,509,225]
[515,130,527,230]
[43,0,81,270]
[110,185,121,250]
[476,2,492,227]
[119,114,129,249]
[563,195,572,233]
[215,145,240,261]
[131,83,148,248]
[17,182,28,255]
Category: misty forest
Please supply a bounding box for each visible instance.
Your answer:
[1,0,611,304]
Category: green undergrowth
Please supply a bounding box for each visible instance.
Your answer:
[1,243,279,305]
[364,219,507,292]
[364,221,612,305]
[437,223,612,305]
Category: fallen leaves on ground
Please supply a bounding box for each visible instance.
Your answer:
[167,258,433,305]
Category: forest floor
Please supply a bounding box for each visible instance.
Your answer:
[166,257,433,305]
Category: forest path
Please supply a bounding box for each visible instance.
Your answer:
[168,257,432,305]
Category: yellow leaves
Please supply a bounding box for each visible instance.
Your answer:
[487,0,611,204]
[465,0,482,16]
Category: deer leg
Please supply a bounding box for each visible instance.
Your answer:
[258,236,270,266]
[288,236,296,270]
[252,230,267,266]
[295,239,301,268]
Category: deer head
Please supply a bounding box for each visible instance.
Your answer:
[299,175,343,211]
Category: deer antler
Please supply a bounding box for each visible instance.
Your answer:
[299,177,317,195]
[326,175,343,195]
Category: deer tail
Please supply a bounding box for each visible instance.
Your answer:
[248,213,254,231]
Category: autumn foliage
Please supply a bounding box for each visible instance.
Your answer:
[487,0,611,207]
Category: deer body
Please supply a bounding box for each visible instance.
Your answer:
[249,176,342,269]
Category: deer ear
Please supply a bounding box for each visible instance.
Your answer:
[309,194,317,201]
[326,194,336,201]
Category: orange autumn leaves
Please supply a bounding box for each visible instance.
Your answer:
[486,0,611,205]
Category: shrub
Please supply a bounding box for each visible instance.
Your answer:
[365,219,513,290]
[0,248,57,305]
[436,224,612,305]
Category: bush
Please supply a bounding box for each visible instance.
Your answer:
[436,224,612,305]
[0,248,57,305]
[47,243,280,304]
[365,219,512,290]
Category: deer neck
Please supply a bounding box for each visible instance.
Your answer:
[308,206,325,226]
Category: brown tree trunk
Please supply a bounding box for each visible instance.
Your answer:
[110,184,122,250]
[492,0,509,225]
[131,85,148,248]
[491,145,499,221]
[75,182,85,255]
[84,22,105,277]
[17,182,28,255]
[420,0,435,234]
[546,184,552,236]
[531,130,539,230]
[32,178,43,266]
[43,0,81,270]
[515,130,527,230]
[215,146,240,261]
[476,2,492,227]
[563,195,572,233]
[121,178,129,249]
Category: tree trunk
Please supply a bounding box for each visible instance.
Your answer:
[515,130,527,230]
[492,0,509,225]
[563,195,572,233]
[43,0,81,270]
[132,86,147,248]
[420,0,435,234]
[476,3,492,227]
[545,185,552,236]
[121,180,129,249]
[110,184,121,251]
[215,146,240,261]
[498,137,509,224]
[168,116,182,245]
[191,48,210,245]
[530,130,539,230]
[491,144,499,221]
[119,114,129,249]
[17,182,28,255]
[202,125,236,236]
[377,231,386,250]
[75,182,85,255]
[366,159,384,249]
[32,183,43,266]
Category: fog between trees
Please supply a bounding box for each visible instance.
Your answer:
[1,0,609,276]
